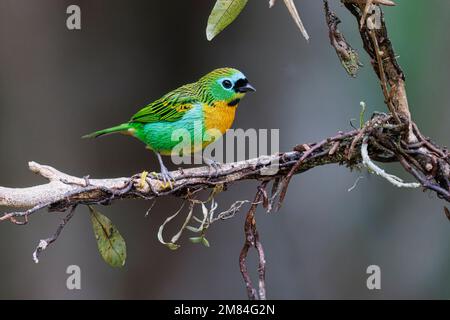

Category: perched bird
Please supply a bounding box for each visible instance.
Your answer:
[83,67,255,184]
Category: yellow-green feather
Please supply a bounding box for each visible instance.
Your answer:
[83,68,245,155]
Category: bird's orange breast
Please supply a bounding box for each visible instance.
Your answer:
[203,101,237,135]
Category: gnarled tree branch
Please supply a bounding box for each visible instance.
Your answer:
[1,114,448,226]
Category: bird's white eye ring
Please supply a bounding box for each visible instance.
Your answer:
[222,79,233,89]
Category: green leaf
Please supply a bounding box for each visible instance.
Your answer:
[165,242,181,250]
[189,236,210,248]
[201,237,210,248]
[89,206,127,268]
[189,236,203,244]
[206,0,248,41]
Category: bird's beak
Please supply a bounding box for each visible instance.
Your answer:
[237,83,256,93]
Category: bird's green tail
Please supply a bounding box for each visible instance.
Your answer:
[82,123,132,139]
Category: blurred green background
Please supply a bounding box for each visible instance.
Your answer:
[0,0,449,299]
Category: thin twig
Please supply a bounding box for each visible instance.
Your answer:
[32,205,77,263]
[239,182,268,300]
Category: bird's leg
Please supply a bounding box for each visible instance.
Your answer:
[193,154,221,177]
[155,152,175,188]
[203,156,222,177]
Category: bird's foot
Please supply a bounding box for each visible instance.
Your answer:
[204,158,221,177]
[154,152,176,189]
[159,166,175,189]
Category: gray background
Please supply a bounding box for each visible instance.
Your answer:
[0,0,449,299]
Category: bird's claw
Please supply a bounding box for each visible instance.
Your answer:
[204,158,221,177]
[159,167,175,189]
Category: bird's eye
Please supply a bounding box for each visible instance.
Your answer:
[222,79,233,89]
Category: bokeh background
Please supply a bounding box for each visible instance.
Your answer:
[1,0,449,299]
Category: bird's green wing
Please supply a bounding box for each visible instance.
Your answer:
[130,84,199,123]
